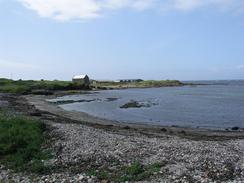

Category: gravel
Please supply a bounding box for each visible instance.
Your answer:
[2,121,243,182]
[0,94,244,183]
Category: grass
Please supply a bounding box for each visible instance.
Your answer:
[86,169,110,180]
[92,80,183,89]
[116,162,162,182]
[136,80,183,87]
[0,78,183,94]
[86,162,163,182]
[0,111,50,173]
[0,78,87,94]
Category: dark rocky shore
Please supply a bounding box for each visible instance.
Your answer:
[0,93,244,183]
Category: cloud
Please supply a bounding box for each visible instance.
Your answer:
[19,0,102,21]
[161,0,244,13]
[18,0,244,21]
[171,0,206,11]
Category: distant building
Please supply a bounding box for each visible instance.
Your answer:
[72,75,90,87]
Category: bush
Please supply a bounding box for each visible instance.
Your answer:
[0,78,89,94]
[0,112,50,173]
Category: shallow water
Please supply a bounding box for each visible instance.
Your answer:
[49,80,244,129]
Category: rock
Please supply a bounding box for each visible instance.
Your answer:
[29,110,42,116]
[120,100,150,109]
[123,126,130,130]
[160,128,167,132]
[179,130,186,135]
[87,178,93,183]
[231,127,239,131]
[2,94,244,183]
[106,98,119,102]
[31,90,54,95]
[78,175,84,181]
[163,163,188,177]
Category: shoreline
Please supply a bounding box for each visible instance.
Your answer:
[23,94,244,141]
[1,93,244,182]
[46,88,244,132]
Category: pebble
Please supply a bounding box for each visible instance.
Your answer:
[0,94,243,183]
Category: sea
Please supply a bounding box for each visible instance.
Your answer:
[49,80,244,129]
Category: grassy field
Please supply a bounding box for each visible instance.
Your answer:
[92,80,183,89]
[0,111,50,173]
[0,78,183,94]
[0,78,85,94]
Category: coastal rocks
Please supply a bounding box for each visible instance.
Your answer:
[105,97,119,102]
[2,94,244,183]
[225,126,243,131]
[120,100,145,108]
[231,127,240,131]
[162,163,188,177]
[30,90,54,96]
[0,100,8,108]
[160,128,167,132]
[0,94,9,108]
[29,109,42,116]
[0,166,31,183]
[0,171,99,183]
[120,100,158,109]
[33,173,99,183]
[48,99,100,105]
[1,119,244,183]
[49,97,119,106]
[45,121,244,183]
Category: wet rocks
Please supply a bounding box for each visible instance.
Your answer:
[120,100,151,109]
[49,99,99,105]
[231,127,240,131]
[29,110,42,116]
[123,126,131,130]
[120,100,145,108]
[160,128,167,132]
[178,130,186,135]
[31,90,54,96]
[120,100,158,109]
[105,98,119,102]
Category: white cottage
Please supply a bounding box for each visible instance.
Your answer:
[72,75,90,87]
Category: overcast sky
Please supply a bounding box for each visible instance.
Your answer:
[1,0,244,81]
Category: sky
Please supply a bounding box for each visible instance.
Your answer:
[0,0,244,81]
